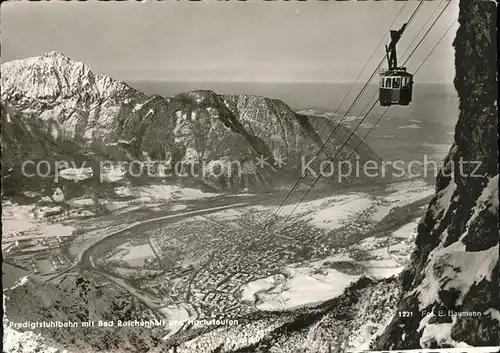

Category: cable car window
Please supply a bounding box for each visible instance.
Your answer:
[380,78,385,88]
[385,78,392,88]
[402,77,408,88]
[392,77,401,89]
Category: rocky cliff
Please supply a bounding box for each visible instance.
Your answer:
[374,0,499,349]
[3,276,166,353]
[1,52,380,193]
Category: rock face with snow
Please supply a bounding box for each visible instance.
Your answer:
[1,52,380,192]
[374,1,498,349]
[3,276,165,353]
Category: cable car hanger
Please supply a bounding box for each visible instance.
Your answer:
[379,22,414,107]
[386,23,407,70]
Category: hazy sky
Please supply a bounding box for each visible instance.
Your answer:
[1,1,458,83]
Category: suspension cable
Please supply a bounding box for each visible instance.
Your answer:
[275,3,454,233]
[401,0,446,64]
[402,0,452,67]
[256,1,426,236]
[414,19,457,74]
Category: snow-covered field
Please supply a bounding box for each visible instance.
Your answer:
[160,303,191,338]
[392,217,420,239]
[241,248,406,311]
[1,201,75,246]
[371,179,434,221]
[1,183,218,244]
[112,243,156,267]
[254,179,433,231]
[308,194,373,230]
[132,184,219,201]
[108,184,219,213]
[397,123,421,130]
[241,262,400,312]
[260,266,359,310]
[241,260,360,311]
[241,238,410,311]
[114,184,218,201]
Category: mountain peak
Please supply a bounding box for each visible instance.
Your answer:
[0,51,133,103]
[40,51,71,60]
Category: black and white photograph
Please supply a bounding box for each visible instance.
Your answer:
[1,1,498,352]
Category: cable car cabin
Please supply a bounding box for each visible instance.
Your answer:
[379,68,413,106]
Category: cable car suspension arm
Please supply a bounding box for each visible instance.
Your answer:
[386,22,407,70]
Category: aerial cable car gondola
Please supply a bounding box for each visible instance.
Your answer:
[379,23,413,106]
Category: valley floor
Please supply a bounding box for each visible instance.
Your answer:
[2,177,434,352]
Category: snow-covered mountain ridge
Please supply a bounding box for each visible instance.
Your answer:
[1,52,133,100]
[1,52,380,192]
